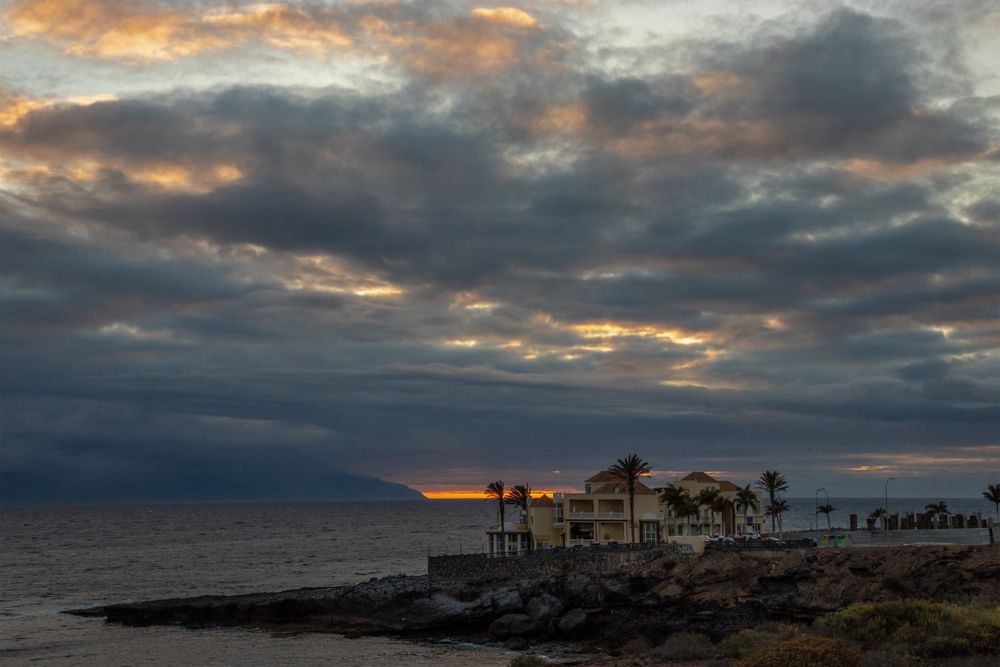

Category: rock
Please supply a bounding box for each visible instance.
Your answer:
[557,608,588,637]
[489,613,540,638]
[504,636,530,651]
[491,589,525,614]
[525,593,563,620]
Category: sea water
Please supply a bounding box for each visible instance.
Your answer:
[0,501,507,666]
[1,497,993,665]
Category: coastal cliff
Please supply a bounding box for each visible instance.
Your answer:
[68,545,999,647]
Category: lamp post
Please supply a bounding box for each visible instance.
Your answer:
[884,477,895,537]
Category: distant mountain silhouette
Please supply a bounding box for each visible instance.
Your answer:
[1,463,426,503]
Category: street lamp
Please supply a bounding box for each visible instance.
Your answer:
[884,477,895,536]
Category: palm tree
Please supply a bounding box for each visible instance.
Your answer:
[925,501,949,528]
[680,497,701,536]
[757,470,789,532]
[659,484,691,536]
[609,454,652,544]
[735,485,759,534]
[713,495,732,535]
[485,480,505,554]
[697,487,722,536]
[765,499,789,541]
[869,507,887,531]
[816,504,835,530]
[505,484,533,551]
[984,484,1000,523]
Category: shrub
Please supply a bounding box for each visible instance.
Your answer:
[652,631,716,661]
[508,654,545,667]
[735,635,862,667]
[621,637,651,655]
[717,624,804,659]
[817,601,1000,658]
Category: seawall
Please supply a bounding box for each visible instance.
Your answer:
[428,543,690,587]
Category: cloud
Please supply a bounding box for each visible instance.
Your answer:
[3,0,352,61]
[1,3,998,500]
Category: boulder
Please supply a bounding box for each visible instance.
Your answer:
[503,636,530,651]
[525,593,563,620]
[557,608,588,637]
[490,589,525,614]
[489,613,540,638]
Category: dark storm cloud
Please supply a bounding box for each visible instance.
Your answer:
[1,4,997,500]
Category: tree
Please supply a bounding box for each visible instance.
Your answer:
[659,484,692,536]
[757,470,789,532]
[680,497,701,536]
[984,484,1000,523]
[485,480,506,554]
[765,499,790,541]
[505,484,533,550]
[735,485,760,534]
[816,503,835,530]
[712,495,732,535]
[925,501,949,528]
[869,507,887,530]
[697,487,722,536]
[609,454,652,544]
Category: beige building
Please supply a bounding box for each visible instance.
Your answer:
[660,471,765,537]
[486,469,766,555]
[524,470,662,550]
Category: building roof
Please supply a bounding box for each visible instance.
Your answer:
[681,471,719,483]
[531,494,555,508]
[487,522,529,533]
[591,480,657,495]
[585,470,623,483]
[718,480,741,492]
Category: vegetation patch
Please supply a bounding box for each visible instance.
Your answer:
[651,631,717,661]
[717,623,804,659]
[508,654,546,667]
[735,635,861,667]
[817,600,1000,658]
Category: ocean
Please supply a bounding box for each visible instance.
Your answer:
[1,497,994,665]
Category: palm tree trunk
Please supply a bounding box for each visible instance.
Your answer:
[769,492,776,532]
[499,503,505,556]
[777,513,783,541]
[629,484,636,544]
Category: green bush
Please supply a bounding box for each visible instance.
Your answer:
[817,601,1000,658]
[735,635,862,667]
[717,624,804,659]
[652,631,716,661]
[508,654,545,667]
[620,637,651,655]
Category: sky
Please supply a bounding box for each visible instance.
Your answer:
[1,0,998,501]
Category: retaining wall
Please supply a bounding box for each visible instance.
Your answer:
[428,542,690,587]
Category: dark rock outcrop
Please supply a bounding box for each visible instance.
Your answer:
[67,545,1000,649]
[489,613,540,638]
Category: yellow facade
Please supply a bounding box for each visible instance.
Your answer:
[660,472,765,537]
[526,470,661,548]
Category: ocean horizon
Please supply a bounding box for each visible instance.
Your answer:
[2,497,995,664]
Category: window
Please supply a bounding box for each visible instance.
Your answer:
[554,504,564,523]
[585,484,592,493]
[641,522,658,543]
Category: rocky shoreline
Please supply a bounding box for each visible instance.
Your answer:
[67,545,999,651]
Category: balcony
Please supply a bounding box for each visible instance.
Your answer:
[597,512,625,520]
[568,539,595,547]
[568,511,594,520]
